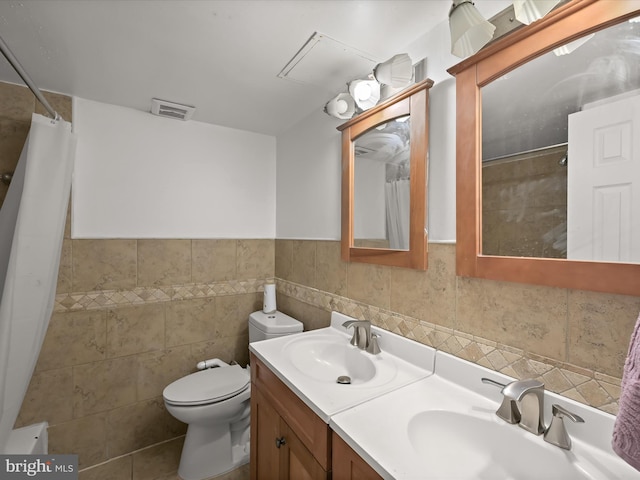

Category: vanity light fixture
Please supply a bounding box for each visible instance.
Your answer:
[373,53,413,88]
[323,53,415,120]
[512,0,562,25]
[449,0,496,58]
[324,92,357,120]
[348,78,381,110]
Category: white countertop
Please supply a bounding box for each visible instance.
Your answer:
[330,351,640,480]
[250,312,640,479]
[249,312,435,422]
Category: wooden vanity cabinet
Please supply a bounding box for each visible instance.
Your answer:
[250,353,331,479]
[332,432,383,480]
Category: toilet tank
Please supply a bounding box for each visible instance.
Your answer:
[248,310,303,343]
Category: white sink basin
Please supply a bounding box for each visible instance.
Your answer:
[283,334,378,383]
[408,410,580,479]
[330,351,640,480]
[249,312,435,422]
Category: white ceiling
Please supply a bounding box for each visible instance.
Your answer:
[0,0,454,136]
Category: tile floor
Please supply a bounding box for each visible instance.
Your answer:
[78,436,249,480]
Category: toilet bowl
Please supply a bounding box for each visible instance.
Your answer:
[163,310,302,480]
[163,364,251,480]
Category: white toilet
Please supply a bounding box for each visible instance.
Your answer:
[163,310,302,480]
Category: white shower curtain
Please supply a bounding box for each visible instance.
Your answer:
[385,178,410,250]
[0,113,76,453]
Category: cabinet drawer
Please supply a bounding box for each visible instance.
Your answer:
[251,353,331,470]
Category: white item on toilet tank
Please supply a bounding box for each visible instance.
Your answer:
[263,280,276,313]
[248,310,303,343]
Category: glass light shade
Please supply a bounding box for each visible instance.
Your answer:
[513,0,561,25]
[324,92,356,119]
[374,53,413,88]
[553,33,594,56]
[348,79,381,110]
[449,0,496,58]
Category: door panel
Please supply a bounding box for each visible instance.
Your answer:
[568,94,640,261]
[251,388,281,479]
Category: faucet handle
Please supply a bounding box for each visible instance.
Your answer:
[496,396,521,424]
[366,333,381,355]
[544,404,585,450]
[482,378,521,424]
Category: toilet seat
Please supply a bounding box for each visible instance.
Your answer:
[163,365,250,406]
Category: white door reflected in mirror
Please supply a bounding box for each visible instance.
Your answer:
[567,93,640,262]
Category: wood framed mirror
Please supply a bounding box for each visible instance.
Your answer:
[338,79,433,270]
[448,0,640,296]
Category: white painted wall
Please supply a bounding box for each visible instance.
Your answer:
[275,109,342,240]
[72,97,276,238]
[275,0,510,242]
[275,20,460,242]
[70,1,510,242]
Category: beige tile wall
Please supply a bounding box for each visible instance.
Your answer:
[274,239,640,415]
[482,146,567,258]
[17,235,273,473]
[0,82,73,206]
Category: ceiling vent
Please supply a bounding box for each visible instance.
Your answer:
[151,98,195,121]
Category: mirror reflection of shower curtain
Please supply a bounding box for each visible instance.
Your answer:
[0,114,76,453]
[385,178,410,250]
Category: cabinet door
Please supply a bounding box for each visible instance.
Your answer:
[332,431,383,480]
[251,354,331,470]
[280,422,327,480]
[251,387,328,480]
[251,388,281,479]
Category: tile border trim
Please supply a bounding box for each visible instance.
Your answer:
[276,279,621,415]
[53,277,620,414]
[54,278,268,312]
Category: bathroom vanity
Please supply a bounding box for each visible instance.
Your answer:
[250,355,331,479]
[249,312,639,479]
[250,354,382,479]
[249,311,433,479]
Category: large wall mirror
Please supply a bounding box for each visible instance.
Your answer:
[449,0,640,296]
[338,79,433,270]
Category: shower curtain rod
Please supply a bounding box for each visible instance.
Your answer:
[0,34,61,121]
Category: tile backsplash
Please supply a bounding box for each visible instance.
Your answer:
[274,239,640,416]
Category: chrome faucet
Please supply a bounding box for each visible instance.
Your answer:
[502,379,546,435]
[342,320,380,354]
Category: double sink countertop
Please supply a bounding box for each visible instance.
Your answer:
[249,311,639,479]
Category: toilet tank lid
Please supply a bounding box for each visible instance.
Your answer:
[249,310,303,334]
